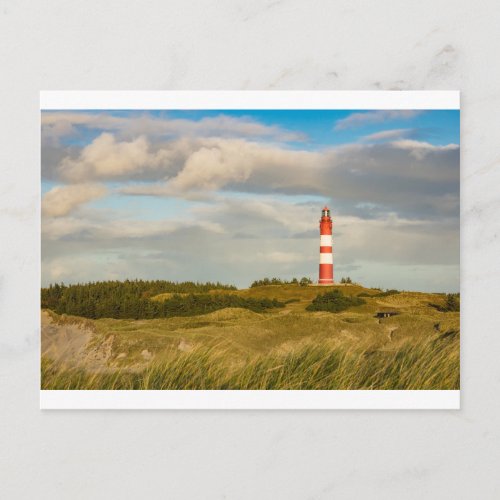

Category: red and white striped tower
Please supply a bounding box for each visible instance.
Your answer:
[318,206,334,284]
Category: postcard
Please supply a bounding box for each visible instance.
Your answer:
[40,91,460,409]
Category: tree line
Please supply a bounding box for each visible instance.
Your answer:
[250,277,313,288]
[42,279,236,308]
[40,280,285,320]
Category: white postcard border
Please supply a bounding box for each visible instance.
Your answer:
[40,90,460,110]
[40,390,460,410]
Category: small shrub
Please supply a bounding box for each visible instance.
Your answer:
[306,290,365,313]
[432,293,460,312]
[444,294,460,312]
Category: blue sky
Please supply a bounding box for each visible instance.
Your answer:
[41,109,460,291]
[43,108,459,148]
[165,109,459,146]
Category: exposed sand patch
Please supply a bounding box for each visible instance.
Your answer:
[141,349,153,360]
[178,339,193,352]
[85,335,115,369]
[42,310,114,370]
[41,310,93,366]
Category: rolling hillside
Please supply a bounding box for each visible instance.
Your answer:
[41,284,460,390]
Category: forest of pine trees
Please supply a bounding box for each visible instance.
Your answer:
[41,280,284,320]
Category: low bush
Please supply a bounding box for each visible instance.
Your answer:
[443,294,460,311]
[306,290,365,313]
[432,293,460,312]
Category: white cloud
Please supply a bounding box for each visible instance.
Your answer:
[47,130,459,222]
[120,138,322,196]
[41,112,306,145]
[391,139,459,159]
[42,183,107,217]
[57,133,179,182]
[42,215,225,241]
[54,134,316,185]
[361,128,413,142]
[164,140,320,193]
[192,196,319,234]
[118,138,459,220]
[256,251,306,264]
[168,142,255,191]
[42,216,102,239]
[334,213,459,266]
[334,110,422,130]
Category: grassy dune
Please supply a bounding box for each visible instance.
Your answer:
[42,334,459,390]
[41,284,460,390]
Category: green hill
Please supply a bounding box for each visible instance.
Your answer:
[41,283,459,390]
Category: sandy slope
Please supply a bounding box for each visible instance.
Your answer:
[41,311,113,370]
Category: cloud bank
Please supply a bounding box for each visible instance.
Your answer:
[45,131,459,221]
[41,111,306,146]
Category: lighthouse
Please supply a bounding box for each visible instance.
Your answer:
[318,206,334,284]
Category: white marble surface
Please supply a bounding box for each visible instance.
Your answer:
[1,0,500,498]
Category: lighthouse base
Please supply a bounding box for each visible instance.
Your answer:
[319,263,334,285]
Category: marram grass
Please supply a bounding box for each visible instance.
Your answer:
[41,331,459,390]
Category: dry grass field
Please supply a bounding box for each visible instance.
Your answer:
[41,284,459,390]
